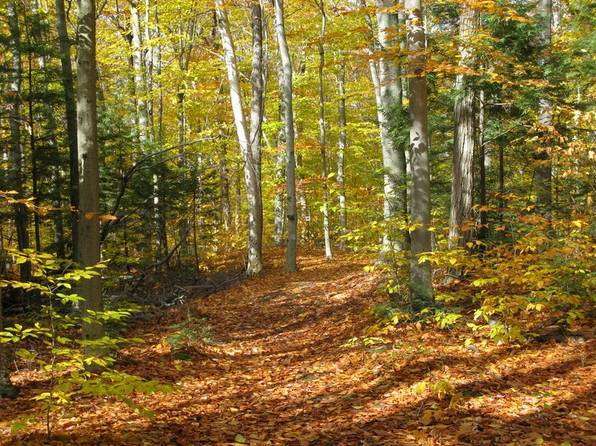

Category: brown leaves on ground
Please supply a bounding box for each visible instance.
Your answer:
[1,250,594,445]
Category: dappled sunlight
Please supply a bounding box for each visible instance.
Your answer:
[1,252,593,445]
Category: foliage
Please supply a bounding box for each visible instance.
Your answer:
[0,250,171,436]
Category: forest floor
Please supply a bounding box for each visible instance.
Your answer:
[1,250,594,445]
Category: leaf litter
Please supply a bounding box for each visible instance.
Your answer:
[0,250,594,445]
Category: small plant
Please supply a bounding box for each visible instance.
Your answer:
[0,249,171,438]
[166,312,213,355]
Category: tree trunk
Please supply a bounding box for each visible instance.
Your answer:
[337,59,348,243]
[273,148,286,247]
[55,0,79,260]
[373,0,408,255]
[219,140,232,230]
[274,0,298,271]
[405,0,432,305]
[534,0,553,214]
[477,89,488,242]
[7,2,31,281]
[215,0,264,276]
[76,0,104,343]
[176,91,191,256]
[448,4,477,249]
[52,166,66,259]
[247,1,265,274]
[317,0,333,260]
[130,0,149,145]
[498,135,505,225]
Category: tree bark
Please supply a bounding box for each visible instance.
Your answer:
[218,140,232,230]
[337,58,348,242]
[317,0,333,260]
[372,0,408,255]
[534,0,553,214]
[448,4,477,249]
[405,0,432,305]
[76,0,104,342]
[273,0,298,271]
[55,0,79,260]
[130,0,149,145]
[27,51,41,253]
[7,2,31,281]
[273,85,286,247]
[477,89,487,242]
[247,1,265,273]
[215,0,264,276]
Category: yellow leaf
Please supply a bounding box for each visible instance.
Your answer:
[420,409,434,425]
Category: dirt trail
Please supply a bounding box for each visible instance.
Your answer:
[1,252,594,445]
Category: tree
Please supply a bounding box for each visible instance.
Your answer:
[215,0,265,276]
[273,0,298,272]
[7,1,31,281]
[368,0,408,255]
[316,0,333,260]
[55,0,79,260]
[448,4,477,249]
[76,0,104,342]
[336,58,348,241]
[534,0,553,214]
[405,0,432,305]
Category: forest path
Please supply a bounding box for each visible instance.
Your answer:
[2,251,594,445]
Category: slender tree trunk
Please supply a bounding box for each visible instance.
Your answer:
[477,89,488,242]
[448,5,477,249]
[27,52,42,252]
[498,136,505,224]
[234,166,242,231]
[534,0,553,214]
[273,85,287,247]
[274,0,298,271]
[76,0,104,342]
[176,91,191,255]
[405,0,432,305]
[215,0,264,276]
[273,148,286,246]
[144,0,154,137]
[55,0,79,260]
[337,58,348,243]
[52,166,66,259]
[130,0,148,145]
[247,1,265,273]
[317,0,333,260]
[219,141,232,230]
[149,5,167,261]
[372,1,408,255]
[7,2,31,281]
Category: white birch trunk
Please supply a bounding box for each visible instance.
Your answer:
[130,0,148,145]
[317,0,333,260]
[215,0,263,275]
[371,1,408,255]
[337,59,348,239]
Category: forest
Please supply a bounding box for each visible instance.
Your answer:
[0,0,594,444]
